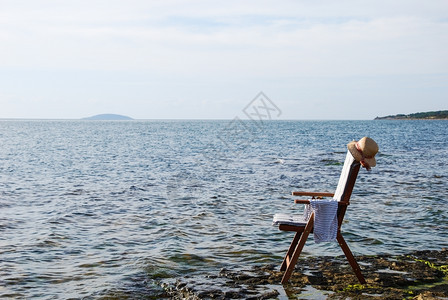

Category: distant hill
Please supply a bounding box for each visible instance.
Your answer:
[82,114,134,120]
[375,110,448,120]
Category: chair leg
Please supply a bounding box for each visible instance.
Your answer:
[281,216,314,284]
[280,231,302,271]
[337,232,366,284]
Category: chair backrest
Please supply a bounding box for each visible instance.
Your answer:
[333,151,360,203]
[333,151,361,227]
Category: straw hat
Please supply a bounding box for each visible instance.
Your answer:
[347,137,379,170]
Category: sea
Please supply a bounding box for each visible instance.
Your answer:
[0,119,447,298]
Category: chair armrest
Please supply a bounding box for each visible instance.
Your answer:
[296,199,349,205]
[294,199,311,204]
[291,191,334,197]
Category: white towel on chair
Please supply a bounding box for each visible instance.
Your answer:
[310,199,338,243]
[272,213,307,226]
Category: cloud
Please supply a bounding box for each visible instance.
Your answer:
[1,1,446,76]
[0,0,447,119]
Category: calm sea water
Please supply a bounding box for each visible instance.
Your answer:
[0,120,447,298]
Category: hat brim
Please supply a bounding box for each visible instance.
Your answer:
[347,141,376,168]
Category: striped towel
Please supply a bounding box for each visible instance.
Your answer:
[310,199,338,243]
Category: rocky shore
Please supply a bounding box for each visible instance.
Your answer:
[159,249,448,299]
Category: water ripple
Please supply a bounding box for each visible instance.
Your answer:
[0,120,447,298]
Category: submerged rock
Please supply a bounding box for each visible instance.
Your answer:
[159,249,448,299]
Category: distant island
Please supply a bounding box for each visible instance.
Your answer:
[82,114,134,120]
[375,110,448,120]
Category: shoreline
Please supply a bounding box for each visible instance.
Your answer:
[160,249,448,299]
[374,118,448,120]
[374,110,448,120]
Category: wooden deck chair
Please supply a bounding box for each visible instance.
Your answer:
[273,151,366,284]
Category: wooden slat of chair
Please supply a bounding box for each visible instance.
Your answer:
[281,213,315,284]
[292,191,334,197]
[337,232,366,284]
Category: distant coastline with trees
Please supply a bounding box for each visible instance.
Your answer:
[375,110,448,120]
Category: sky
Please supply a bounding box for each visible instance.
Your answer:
[0,0,447,120]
